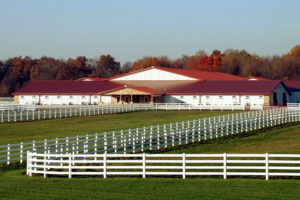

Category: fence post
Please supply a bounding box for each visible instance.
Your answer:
[223,153,227,179]
[124,135,127,154]
[8,111,10,122]
[192,120,195,142]
[142,153,146,178]
[103,153,107,178]
[7,144,10,165]
[69,154,72,178]
[171,123,175,147]
[85,134,89,153]
[14,111,16,122]
[198,119,201,141]
[186,121,189,144]
[20,142,23,164]
[150,126,153,150]
[142,127,145,152]
[94,134,98,158]
[164,124,167,148]
[209,118,212,139]
[265,153,269,180]
[27,151,31,176]
[113,131,117,153]
[204,119,207,140]
[43,154,47,178]
[104,132,107,153]
[182,153,186,179]
[157,125,160,150]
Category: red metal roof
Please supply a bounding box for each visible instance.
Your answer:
[163,80,284,95]
[13,80,122,95]
[284,81,300,91]
[75,77,106,81]
[109,66,246,81]
[247,76,271,81]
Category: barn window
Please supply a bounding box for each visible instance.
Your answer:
[219,96,223,99]
[69,96,73,99]
[57,96,61,99]
[193,96,197,99]
[246,96,250,99]
[180,96,184,99]
[45,96,49,99]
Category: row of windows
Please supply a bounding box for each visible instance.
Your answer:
[179,96,263,100]
[21,96,99,99]
[20,95,264,100]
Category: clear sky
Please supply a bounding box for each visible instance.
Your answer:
[1,0,300,64]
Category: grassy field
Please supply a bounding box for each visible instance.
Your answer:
[0,111,300,200]
[0,110,238,145]
[158,123,300,154]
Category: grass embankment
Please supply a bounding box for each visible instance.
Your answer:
[0,110,237,145]
[0,123,300,199]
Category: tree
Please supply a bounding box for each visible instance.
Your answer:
[286,45,300,58]
[94,55,120,78]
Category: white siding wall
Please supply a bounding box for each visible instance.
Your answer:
[19,95,100,105]
[240,95,264,105]
[163,95,265,105]
[111,68,196,81]
[102,96,111,104]
[18,95,113,105]
[19,95,39,105]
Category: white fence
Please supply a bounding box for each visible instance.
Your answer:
[0,103,264,123]
[26,152,300,180]
[287,103,300,110]
[0,104,155,123]
[1,108,299,166]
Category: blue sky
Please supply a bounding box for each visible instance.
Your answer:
[1,0,300,64]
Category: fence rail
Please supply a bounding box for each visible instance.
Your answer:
[1,108,299,166]
[287,103,300,110]
[26,152,300,179]
[0,104,155,123]
[0,103,266,123]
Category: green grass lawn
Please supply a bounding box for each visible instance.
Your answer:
[1,168,300,200]
[1,111,300,200]
[157,123,300,154]
[0,110,238,145]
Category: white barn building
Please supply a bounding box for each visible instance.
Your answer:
[13,66,295,106]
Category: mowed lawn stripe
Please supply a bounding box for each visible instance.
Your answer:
[0,110,238,145]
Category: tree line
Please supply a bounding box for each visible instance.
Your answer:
[0,45,300,96]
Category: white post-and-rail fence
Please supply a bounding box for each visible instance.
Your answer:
[0,104,155,123]
[26,152,300,180]
[0,103,266,124]
[1,108,299,166]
